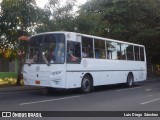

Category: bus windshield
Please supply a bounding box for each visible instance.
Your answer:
[26,34,65,64]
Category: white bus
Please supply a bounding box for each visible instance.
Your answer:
[23,32,147,93]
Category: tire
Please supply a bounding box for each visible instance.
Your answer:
[81,75,93,93]
[126,73,134,87]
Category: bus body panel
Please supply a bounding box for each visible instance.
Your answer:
[23,64,66,88]
[65,59,146,88]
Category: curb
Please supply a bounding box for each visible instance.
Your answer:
[0,86,43,92]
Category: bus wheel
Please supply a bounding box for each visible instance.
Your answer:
[126,73,134,87]
[81,75,93,93]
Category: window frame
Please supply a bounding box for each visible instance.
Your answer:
[94,39,106,59]
[66,41,81,64]
[82,37,94,58]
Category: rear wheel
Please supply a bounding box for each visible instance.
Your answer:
[126,73,134,87]
[81,75,93,93]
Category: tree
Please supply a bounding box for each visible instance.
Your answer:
[36,0,77,33]
[0,0,49,85]
[77,0,160,64]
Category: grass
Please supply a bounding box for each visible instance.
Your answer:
[0,72,23,87]
[0,72,17,79]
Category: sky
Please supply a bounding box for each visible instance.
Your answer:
[0,0,87,7]
[36,0,87,9]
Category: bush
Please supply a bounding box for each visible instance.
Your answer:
[0,73,23,86]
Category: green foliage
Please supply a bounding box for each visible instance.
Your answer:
[0,72,17,79]
[0,0,50,85]
[0,0,49,59]
[36,0,77,33]
[77,0,160,64]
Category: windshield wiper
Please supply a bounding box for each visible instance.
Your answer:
[42,52,50,66]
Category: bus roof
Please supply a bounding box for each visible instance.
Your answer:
[31,31,145,47]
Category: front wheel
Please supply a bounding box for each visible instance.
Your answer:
[81,75,93,93]
[126,73,134,87]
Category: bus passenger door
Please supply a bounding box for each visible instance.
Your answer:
[66,41,82,88]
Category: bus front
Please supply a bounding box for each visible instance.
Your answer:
[23,33,66,89]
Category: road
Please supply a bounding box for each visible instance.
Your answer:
[0,78,160,120]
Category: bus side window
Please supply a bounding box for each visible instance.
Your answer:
[106,42,112,59]
[140,47,145,61]
[126,45,134,61]
[67,41,81,64]
[94,39,106,59]
[117,43,126,60]
[106,42,117,60]
[82,37,94,58]
[134,46,140,61]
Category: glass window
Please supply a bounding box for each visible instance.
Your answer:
[140,47,145,61]
[134,46,140,61]
[117,43,126,60]
[94,39,106,59]
[27,35,43,64]
[27,34,65,64]
[126,45,134,60]
[82,37,93,58]
[67,41,81,64]
[43,34,65,64]
[106,41,117,60]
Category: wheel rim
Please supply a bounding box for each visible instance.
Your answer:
[83,78,90,90]
[82,76,91,92]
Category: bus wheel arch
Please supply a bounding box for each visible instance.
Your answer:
[81,73,94,93]
[126,72,134,87]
